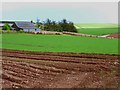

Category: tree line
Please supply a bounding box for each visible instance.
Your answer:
[37,19,77,33]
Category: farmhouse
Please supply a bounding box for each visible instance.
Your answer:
[0,21,41,33]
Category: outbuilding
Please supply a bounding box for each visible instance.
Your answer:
[0,21,14,30]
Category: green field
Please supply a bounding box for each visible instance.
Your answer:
[75,24,118,35]
[75,24,118,28]
[77,28,118,35]
[2,33,119,54]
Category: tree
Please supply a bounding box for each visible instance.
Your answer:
[39,18,77,32]
[31,20,33,23]
[2,23,12,30]
[60,19,77,32]
[37,18,40,24]
[67,22,77,32]
[46,18,51,25]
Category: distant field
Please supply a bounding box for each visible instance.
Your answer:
[75,24,118,28]
[75,24,118,35]
[77,28,118,35]
[2,33,119,54]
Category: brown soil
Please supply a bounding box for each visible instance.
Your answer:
[1,49,120,88]
[107,33,120,38]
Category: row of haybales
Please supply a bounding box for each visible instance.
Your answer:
[62,32,97,37]
[36,31,97,37]
[62,32,115,39]
[97,35,115,39]
[34,31,63,35]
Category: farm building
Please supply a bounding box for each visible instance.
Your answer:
[0,21,14,30]
[0,21,41,33]
[12,22,40,32]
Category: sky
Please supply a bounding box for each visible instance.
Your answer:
[1,2,118,23]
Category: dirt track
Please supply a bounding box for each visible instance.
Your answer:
[107,33,120,38]
[1,49,120,88]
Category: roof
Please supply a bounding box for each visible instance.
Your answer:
[0,21,15,24]
[0,23,13,27]
[15,22,36,29]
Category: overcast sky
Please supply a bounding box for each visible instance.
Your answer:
[1,2,118,23]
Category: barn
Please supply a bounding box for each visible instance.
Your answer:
[12,21,41,33]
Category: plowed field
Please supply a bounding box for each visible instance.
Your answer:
[1,49,120,88]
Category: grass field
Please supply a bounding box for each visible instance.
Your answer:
[77,28,118,35]
[75,24,118,35]
[75,24,118,28]
[2,33,119,54]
